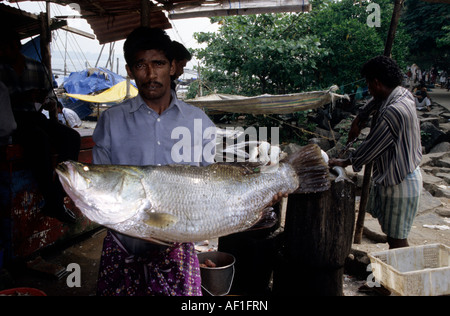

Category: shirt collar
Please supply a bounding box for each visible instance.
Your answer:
[129,90,186,117]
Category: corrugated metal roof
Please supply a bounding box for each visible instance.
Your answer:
[8,0,311,44]
[0,2,68,39]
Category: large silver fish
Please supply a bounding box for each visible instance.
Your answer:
[56,144,330,244]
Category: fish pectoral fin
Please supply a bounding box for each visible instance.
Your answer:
[144,211,179,229]
[246,207,278,231]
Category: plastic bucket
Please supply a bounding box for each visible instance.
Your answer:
[197,251,235,296]
[0,287,47,296]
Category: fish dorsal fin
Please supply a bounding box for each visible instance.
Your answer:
[144,211,179,229]
[215,162,265,175]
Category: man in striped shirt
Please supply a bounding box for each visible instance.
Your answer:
[330,56,422,249]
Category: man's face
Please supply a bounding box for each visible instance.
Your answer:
[174,59,188,79]
[366,78,382,100]
[126,49,175,102]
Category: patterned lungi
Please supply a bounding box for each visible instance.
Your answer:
[96,230,202,296]
[367,167,422,239]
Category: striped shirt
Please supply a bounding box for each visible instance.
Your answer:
[350,86,422,186]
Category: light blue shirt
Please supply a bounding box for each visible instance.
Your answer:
[93,90,216,167]
[92,90,216,254]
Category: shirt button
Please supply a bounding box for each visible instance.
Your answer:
[157,164,161,166]
[157,141,161,145]
[157,118,161,122]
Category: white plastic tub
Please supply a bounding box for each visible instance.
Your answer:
[368,243,450,296]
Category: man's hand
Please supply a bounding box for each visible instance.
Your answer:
[328,158,351,168]
[270,192,288,206]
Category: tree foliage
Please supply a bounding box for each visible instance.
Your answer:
[194,14,325,96]
[401,0,450,70]
[192,0,450,98]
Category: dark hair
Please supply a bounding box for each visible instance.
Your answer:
[171,41,192,62]
[123,27,173,66]
[361,55,403,89]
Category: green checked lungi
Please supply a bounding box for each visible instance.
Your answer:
[367,167,422,239]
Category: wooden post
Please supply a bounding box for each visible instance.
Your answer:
[353,0,405,244]
[141,0,151,27]
[39,3,52,71]
[273,179,356,296]
[353,163,372,243]
[39,3,57,120]
[384,0,405,57]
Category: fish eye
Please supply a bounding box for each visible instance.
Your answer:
[83,166,90,172]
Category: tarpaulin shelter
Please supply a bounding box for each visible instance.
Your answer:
[61,67,135,118]
[63,67,126,96]
[186,86,347,114]
[66,80,138,104]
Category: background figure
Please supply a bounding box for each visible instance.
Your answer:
[170,41,192,91]
[0,28,79,223]
[414,85,431,111]
[57,102,82,128]
[329,56,422,250]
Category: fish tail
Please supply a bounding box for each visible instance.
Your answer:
[282,144,330,194]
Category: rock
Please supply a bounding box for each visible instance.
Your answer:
[314,126,337,141]
[436,208,450,217]
[440,122,450,133]
[333,118,353,133]
[441,112,450,120]
[419,117,440,128]
[434,185,450,198]
[436,172,450,184]
[420,151,450,167]
[429,142,450,153]
[421,169,446,193]
[282,143,302,155]
[435,157,450,168]
[326,142,345,159]
[308,137,332,151]
[420,122,446,153]
[418,189,443,215]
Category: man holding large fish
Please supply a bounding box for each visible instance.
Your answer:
[56,27,330,296]
[92,27,217,296]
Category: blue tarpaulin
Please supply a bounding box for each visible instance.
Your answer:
[21,36,42,62]
[63,67,126,96]
[61,68,129,119]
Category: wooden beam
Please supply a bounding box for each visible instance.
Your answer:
[61,25,96,39]
[141,0,151,27]
[168,0,311,19]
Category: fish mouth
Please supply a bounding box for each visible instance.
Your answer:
[56,161,71,182]
[56,160,84,189]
